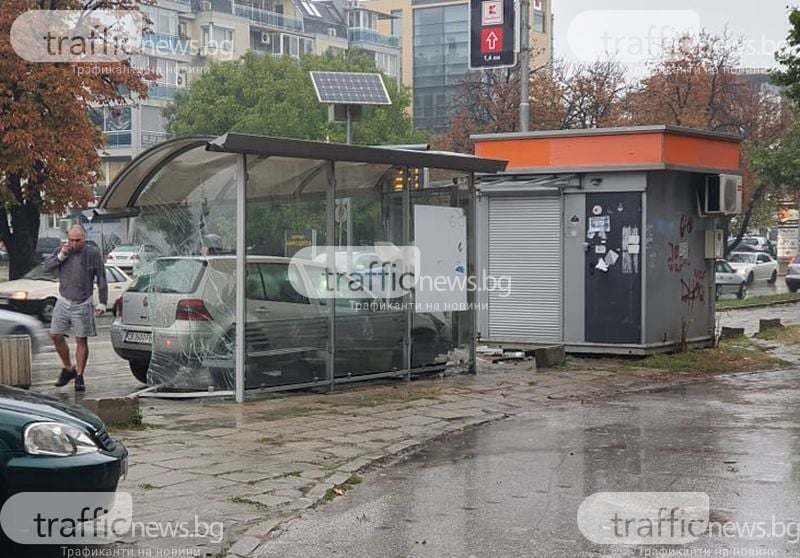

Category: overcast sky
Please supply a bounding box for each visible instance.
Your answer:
[552,1,793,76]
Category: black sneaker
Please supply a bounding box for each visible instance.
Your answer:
[55,367,77,387]
[74,374,85,392]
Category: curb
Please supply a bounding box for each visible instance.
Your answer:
[717,298,800,312]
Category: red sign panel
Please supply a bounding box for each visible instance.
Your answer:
[480,27,503,54]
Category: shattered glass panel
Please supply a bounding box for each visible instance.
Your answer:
[117,145,241,391]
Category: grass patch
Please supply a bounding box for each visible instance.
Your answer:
[106,409,152,433]
[230,496,269,511]
[138,483,155,491]
[717,292,800,310]
[277,470,303,478]
[322,474,363,503]
[570,337,788,376]
[754,324,800,344]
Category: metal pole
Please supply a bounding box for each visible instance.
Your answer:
[234,154,247,403]
[326,161,337,392]
[403,167,412,382]
[519,0,530,132]
[346,105,353,145]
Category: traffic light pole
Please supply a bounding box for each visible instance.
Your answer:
[519,0,529,132]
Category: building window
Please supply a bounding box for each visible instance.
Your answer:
[374,52,398,78]
[89,107,132,147]
[412,4,469,130]
[278,34,313,57]
[533,0,545,33]
[202,25,234,49]
[141,5,178,36]
[391,9,402,39]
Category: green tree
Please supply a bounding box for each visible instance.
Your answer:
[163,49,426,146]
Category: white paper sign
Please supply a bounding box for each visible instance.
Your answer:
[628,244,641,255]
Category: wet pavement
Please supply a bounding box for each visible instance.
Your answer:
[259,369,800,558]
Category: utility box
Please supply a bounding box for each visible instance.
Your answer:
[473,126,742,355]
[0,335,32,388]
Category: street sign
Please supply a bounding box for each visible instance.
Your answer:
[469,0,515,69]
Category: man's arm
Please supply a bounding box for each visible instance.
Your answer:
[42,245,68,271]
[95,251,109,311]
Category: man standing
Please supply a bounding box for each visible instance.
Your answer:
[42,224,108,392]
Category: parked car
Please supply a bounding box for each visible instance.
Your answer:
[0,386,127,545]
[0,264,132,322]
[110,256,452,387]
[786,257,800,293]
[728,236,775,257]
[0,309,48,353]
[33,237,63,263]
[106,244,162,273]
[726,251,779,285]
[714,260,747,300]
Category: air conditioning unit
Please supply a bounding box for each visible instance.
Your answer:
[261,32,271,44]
[176,74,186,87]
[201,0,212,11]
[703,174,742,216]
[328,28,337,37]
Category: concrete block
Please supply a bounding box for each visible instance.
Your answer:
[759,319,783,333]
[82,396,140,425]
[534,345,565,368]
[720,327,745,340]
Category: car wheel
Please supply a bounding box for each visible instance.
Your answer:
[768,270,778,284]
[746,272,754,285]
[737,284,748,299]
[128,360,150,384]
[40,298,56,323]
[790,284,799,293]
[715,285,722,301]
[208,328,236,390]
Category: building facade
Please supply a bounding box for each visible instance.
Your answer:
[365,0,553,130]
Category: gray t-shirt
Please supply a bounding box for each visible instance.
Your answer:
[42,245,108,305]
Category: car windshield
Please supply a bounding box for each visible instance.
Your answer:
[716,261,734,273]
[128,259,206,294]
[729,253,756,264]
[23,264,58,282]
[742,238,759,245]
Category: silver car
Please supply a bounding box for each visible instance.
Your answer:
[715,259,747,300]
[0,309,49,353]
[111,256,451,387]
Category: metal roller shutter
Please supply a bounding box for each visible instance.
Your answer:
[488,195,562,341]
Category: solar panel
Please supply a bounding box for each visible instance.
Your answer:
[310,71,392,106]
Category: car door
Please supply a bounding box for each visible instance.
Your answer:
[715,261,738,294]
[756,253,771,279]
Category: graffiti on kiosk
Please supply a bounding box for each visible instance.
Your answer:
[694,269,706,281]
[667,241,690,273]
[681,278,704,307]
[679,214,693,238]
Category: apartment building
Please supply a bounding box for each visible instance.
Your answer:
[365,0,553,130]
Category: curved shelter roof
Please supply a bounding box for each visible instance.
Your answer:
[95,133,508,216]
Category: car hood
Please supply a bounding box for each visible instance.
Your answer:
[0,386,104,432]
[0,278,58,298]
[727,262,752,271]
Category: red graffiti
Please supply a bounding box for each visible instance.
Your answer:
[680,214,693,238]
[668,242,686,272]
[681,278,705,307]
[694,269,706,281]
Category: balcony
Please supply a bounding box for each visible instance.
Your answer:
[148,84,180,99]
[141,33,194,56]
[141,131,170,149]
[234,4,304,32]
[104,131,132,148]
[348,28,400,49]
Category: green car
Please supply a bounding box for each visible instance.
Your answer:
[0,386,128,544]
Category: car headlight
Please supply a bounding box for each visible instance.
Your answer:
[23,422,99,456]
[10,291,28,300]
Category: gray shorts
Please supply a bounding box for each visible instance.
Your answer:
[50,298,97,338]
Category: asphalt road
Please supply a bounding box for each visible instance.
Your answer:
[259,369,800,558]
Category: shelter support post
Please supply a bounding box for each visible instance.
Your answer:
[326,161,337,392]
[235,154,247,402]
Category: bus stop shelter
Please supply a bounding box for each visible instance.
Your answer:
[94,134,507,401]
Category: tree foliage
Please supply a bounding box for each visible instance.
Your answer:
[163,49,427,146]
[0,0,154,279]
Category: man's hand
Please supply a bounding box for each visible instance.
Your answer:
[95,304,106,317]
[60,244,70,257]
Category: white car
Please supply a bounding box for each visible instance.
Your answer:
[0,264,133,322]
[715,260,747,300]
[726,252,779,285]
[106,244,162,273]
[0,308,48,353]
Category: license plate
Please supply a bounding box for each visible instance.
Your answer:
[124,331,152,344]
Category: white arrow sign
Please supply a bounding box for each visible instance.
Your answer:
[485,30,499,50]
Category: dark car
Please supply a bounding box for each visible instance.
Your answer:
[33,237,62,262]
[0,386,128,545]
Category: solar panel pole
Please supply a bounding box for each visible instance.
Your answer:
[346,105,353,145]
